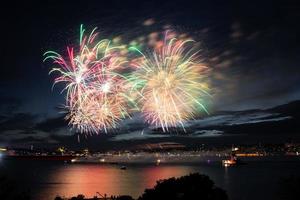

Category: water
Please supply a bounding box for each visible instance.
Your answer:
[0,159,300,200]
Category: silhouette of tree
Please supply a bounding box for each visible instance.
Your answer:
[138,173,228,200]
[54,196,64,200]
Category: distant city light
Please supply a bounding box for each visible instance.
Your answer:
[156,159,161,165]
[0,148,7,151]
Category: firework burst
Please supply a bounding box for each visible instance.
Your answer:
[44,25,132,134]
[129,33,210,131]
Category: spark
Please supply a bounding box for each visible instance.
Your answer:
[44,25,133,134]
[130,33,210,131]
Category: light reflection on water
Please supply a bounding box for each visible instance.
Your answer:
[39,164,196,199]
[1,160,300,200]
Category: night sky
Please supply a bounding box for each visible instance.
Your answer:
[1,0,300,149]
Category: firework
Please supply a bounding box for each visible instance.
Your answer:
[129,33,210,131]
[44,25,132,134]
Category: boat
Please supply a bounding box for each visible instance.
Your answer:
[222,157,237,167]
[222,151,245,167]
[120,166,127,170]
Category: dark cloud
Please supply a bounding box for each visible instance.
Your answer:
[35,115,66,132]
[0,96,22,114]
[0,110,67,145]
[0,113,37,131]
[1,99,299,149]
[109,101,299,143]
[10,136,50,144]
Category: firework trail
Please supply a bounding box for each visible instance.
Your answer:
[44,25,133,134]
[129,32,210,131]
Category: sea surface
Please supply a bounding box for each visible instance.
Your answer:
[0,158,300,200]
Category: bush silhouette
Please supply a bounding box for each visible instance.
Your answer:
[138,173,228,200]
[116,195,135,200]
[70,194,85,200]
